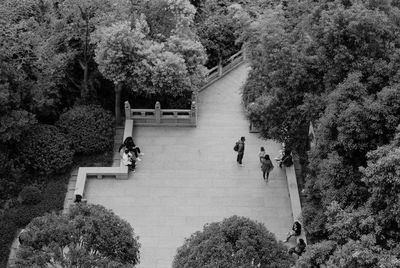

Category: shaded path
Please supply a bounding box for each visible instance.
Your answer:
[85,64,292,268]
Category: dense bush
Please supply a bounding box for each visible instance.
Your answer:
[57,105,114,155]
[18,124,74,175]
[0,177,68,265]
[7,179,67,228]
[173,215,294,267]
[19,186,42,205]
[15,204,140,267]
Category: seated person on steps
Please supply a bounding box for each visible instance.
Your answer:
[285,221,302,242]
[119,136,144,161]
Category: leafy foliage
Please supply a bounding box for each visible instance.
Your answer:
[19,185,42,205]
[18,124,74,175]
[15,203,140,267]
[0,176,68,266]
[93,0,206,98]
[173,215,294,268]
[56,105,114,155]
[242,1,400,265]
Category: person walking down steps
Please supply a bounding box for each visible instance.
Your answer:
[234,136,246,166]
[261,154,274,182]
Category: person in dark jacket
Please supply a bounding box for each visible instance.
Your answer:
[119,137,144,161]
[261,154,274,182]
[236,136,245,165]
[285,221,302,242]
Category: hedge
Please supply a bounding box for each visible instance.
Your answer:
[0,178,68,265]
[18,124,74,175]
[56,105,114,155]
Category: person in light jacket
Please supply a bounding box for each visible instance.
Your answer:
[122,148,135,171]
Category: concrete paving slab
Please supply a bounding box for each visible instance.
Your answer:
[85,64,293,268]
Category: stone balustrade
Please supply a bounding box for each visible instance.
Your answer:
[201,49,246,90]
[124,99,197,127]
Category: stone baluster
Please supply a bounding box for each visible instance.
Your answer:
[155,101,161,124]
[191,101,197,126]
[124,101,131,119]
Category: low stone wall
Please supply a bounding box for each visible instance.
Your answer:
[285,163,307,244]
[73,119,133,203]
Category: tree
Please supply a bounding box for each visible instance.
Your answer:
[195,0,252,67]
[55,0,122,101]
[93,0,206,123]
[15,203,140,267]
[173,215,294,268]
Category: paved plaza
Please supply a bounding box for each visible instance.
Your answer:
[85,64,293,268]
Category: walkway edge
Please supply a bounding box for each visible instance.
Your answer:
[285,165,307,244]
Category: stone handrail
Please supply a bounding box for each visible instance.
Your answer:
[201,50,246,90]
[73,119,133,202]
[125,100,197,127]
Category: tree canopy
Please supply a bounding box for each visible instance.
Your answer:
[15,203,140,267]
[173,215,294,268]
[241,0,400,266]
[93,0,207,97]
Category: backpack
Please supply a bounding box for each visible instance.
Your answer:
[233,142,239,152]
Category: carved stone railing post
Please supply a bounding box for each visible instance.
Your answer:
[191,101,197,126]
[124,101,131,119]
[191,91,198,105]
[155,101,161,123]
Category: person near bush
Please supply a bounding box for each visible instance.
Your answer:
[277,148,293,168]
[260,154,274,182]
[119,137,144,161]
[285,220,302,242]
[236,136,246,166]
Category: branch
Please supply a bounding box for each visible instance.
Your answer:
[78,59,86,70]
[68,76,82,90]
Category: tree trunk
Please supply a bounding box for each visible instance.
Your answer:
[115,84,123,125]
[80,13,90,101]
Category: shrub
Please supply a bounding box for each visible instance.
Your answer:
[19,186,42,205]
[173,215,294,268]
[18,124,74,175]
[57,105,114,154]
[6,177,67,228]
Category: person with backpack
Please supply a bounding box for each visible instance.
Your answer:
[234,137,246,166]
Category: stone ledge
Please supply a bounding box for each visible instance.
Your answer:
[285,165,307,244]
[73,120,133,203]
